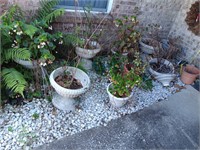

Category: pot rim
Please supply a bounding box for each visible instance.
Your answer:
[183,65,200,75]
[149,58,175,74]
[106,83,133,100]
[50,66,90,92]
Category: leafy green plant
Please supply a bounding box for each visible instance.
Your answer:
[0,6,31,98]
[108,54,142,97]
[0,1,65,100]
[140,75,153,91]
[93,56,107,75]
[113,16,141,54]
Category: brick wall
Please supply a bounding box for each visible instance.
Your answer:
[169,0,200,67]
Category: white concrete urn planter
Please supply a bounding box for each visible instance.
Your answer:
[106,83,133,108]
[75,41,101,70]
[139,38,156,54]
[49,66,90,111]
[15,59,38,69]
[149,58,176,86]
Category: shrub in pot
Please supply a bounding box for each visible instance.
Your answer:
[107,54,142,107]
[112,16,141,55]
[74,8,105,70]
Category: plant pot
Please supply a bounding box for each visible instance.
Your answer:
[75,41,101,70]
[123,63,134,75]
[181,65,200,84]
[149,58,176,86]
[106,83,133,108]
[139,38,156,54]
[49,66,90,111]
[15,59,38,69]
[111,48,129,56]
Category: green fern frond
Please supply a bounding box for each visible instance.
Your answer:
[44,8,65,24]
[3,48,31,62]
[2,68,27,97]
[36,0,63,22]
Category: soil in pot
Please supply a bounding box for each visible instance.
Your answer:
[150,62,172,73]
[55,74,83,89]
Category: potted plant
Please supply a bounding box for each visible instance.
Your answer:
[49,66,90,111]
[139,24,162,54]
[148,39,180,86]
[112,16,140,55]
[107,54,142,107]
[181,65,200,84]
[74,7,106,70]
[180,50,200,84]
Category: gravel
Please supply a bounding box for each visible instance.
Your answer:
[0,71,185,150]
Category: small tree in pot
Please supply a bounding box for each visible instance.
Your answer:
[107,54,142,108]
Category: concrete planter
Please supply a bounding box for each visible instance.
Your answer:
[106,83,133,108]
[149,58,176,86]
[75,41,101,70]
[49,66,90,111]
[139,38,155,54]
[15,59,38,69]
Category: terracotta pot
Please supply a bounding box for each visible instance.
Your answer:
[181,65,200,84]
[123,64,134,75]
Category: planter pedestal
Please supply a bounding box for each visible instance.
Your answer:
[75,41,101,70]
[52,93,75,112]
[80,58,93,70]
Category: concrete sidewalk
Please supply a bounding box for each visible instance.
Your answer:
[35,85,200,150]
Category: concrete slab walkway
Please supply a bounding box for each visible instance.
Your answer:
[35,85,200,150]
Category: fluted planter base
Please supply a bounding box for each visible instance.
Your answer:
[80,58,93,70]
[52,93,75,112]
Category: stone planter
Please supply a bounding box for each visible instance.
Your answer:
[106,83,133,108]
[75,41,101,70]
[139,38,156,54]
[15,59,38,69]
[181,65,200,84]
[149,58,176,86]
[49,66,90,111]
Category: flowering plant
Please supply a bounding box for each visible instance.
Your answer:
[8,20,63,66]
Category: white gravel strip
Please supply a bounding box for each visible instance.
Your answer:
[0,71,184,150]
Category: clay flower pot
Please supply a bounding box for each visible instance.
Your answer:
[181,65,200,84]
[123,63,134,75]
[75,41,101,70]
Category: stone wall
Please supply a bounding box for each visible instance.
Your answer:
[169,0,200,67]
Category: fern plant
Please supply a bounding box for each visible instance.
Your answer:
[2,68,27,97]
[0,12,30,98]
[35,0,65,25]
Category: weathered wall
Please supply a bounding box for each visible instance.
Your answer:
[169,0,200,66]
